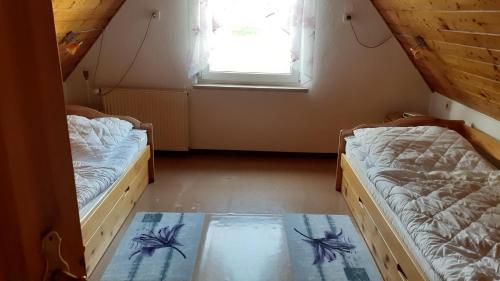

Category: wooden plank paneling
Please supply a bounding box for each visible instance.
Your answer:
[52,0,125,80]
[441,55,500,82]
[383,11,500,34]
[376,0,500,11]
[429,40,500,64]
[373,0,500,120]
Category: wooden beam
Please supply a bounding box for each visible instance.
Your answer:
[51,0,126,80]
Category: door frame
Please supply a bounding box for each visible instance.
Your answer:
[0,0,86,280]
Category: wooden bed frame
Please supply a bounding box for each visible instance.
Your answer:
[335,117,500,281]
[66,105,156,274]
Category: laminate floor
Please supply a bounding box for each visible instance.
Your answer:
[89,152,349,280]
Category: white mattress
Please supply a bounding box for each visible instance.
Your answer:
[344,126,500,281]
[78,129,148,220]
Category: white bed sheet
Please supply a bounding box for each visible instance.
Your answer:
[78,129,148,220]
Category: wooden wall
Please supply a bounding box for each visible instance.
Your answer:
[52,0,125,80]
[372,0,500,120]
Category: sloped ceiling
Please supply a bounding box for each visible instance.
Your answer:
[52,0,499,120]
[372,0,500,120]
[52,0,125,80]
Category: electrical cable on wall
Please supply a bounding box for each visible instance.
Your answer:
[92,33,104,90]
[349,20,393,48]
[348,0,393,48]
[93,13,155,96]
[86,78,92,105]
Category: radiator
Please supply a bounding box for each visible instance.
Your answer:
[103,88,189,151]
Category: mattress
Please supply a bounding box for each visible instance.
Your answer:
[77,129,147,220]
[345,126,500,281]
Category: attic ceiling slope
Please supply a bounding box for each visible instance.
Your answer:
[52,0,126,80]
[372,0,500,120]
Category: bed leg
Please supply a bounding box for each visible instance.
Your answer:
[148,149,155,183]
[142,123,155,183]
[335,162,343,192]
[336,129,352,192]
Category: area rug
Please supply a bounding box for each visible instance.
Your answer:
[284,214,382,281]
[101,212,205,281]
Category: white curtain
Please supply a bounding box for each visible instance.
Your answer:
[291,0,317,86]
[187,0,317,86]
[187,0,212,78]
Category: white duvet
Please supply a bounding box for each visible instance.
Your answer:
[350,126,499,281]
[67,115,135,209]
[67,115,133,162]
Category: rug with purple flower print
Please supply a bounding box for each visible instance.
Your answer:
[101,212,204,281]
[284,214,382,281]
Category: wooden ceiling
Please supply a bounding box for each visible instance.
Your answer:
[52,0,125,80]
[372,0,500,120]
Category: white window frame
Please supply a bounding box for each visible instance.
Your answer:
[198,1,301,87]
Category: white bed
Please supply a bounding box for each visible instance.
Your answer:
[76,128,148,219]
[67,114,149,219]
[65,106,154,274]
[344,126,499,281]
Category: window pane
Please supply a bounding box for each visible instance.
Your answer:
[209,0,295,74]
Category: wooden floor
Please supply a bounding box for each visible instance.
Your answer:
[89,152,349,280]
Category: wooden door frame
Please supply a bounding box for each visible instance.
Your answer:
[0,0,86,280]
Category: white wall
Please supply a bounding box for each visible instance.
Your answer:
[64,0,431,152]
[64,0,188,106]
[429,92,500,140]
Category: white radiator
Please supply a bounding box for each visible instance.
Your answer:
[103,88,189,151]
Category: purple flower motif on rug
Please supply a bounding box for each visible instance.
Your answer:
[129,224,186,260]
[294,228,356,265]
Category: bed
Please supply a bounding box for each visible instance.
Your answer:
[66,105,155,275]
[335,117,500,281]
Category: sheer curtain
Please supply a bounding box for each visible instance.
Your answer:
[187,0,212,78]
[187,0,317,86]
[291,0,316,86]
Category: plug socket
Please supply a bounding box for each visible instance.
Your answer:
[152,10,160,20]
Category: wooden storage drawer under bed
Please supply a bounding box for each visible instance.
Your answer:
[81,146,150,274]
[335,117,500,281]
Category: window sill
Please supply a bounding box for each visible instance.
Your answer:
[192,83,309,93]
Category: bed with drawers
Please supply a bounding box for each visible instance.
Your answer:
[335,117,499,281]
[66,105,155,274]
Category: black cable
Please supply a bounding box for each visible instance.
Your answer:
[349,20,393,48]
[92,31,104,87]
[95,14,155,96]
[348,0,393,49]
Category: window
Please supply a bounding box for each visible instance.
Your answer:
[188,0,316,87]
[203,0,297,86]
